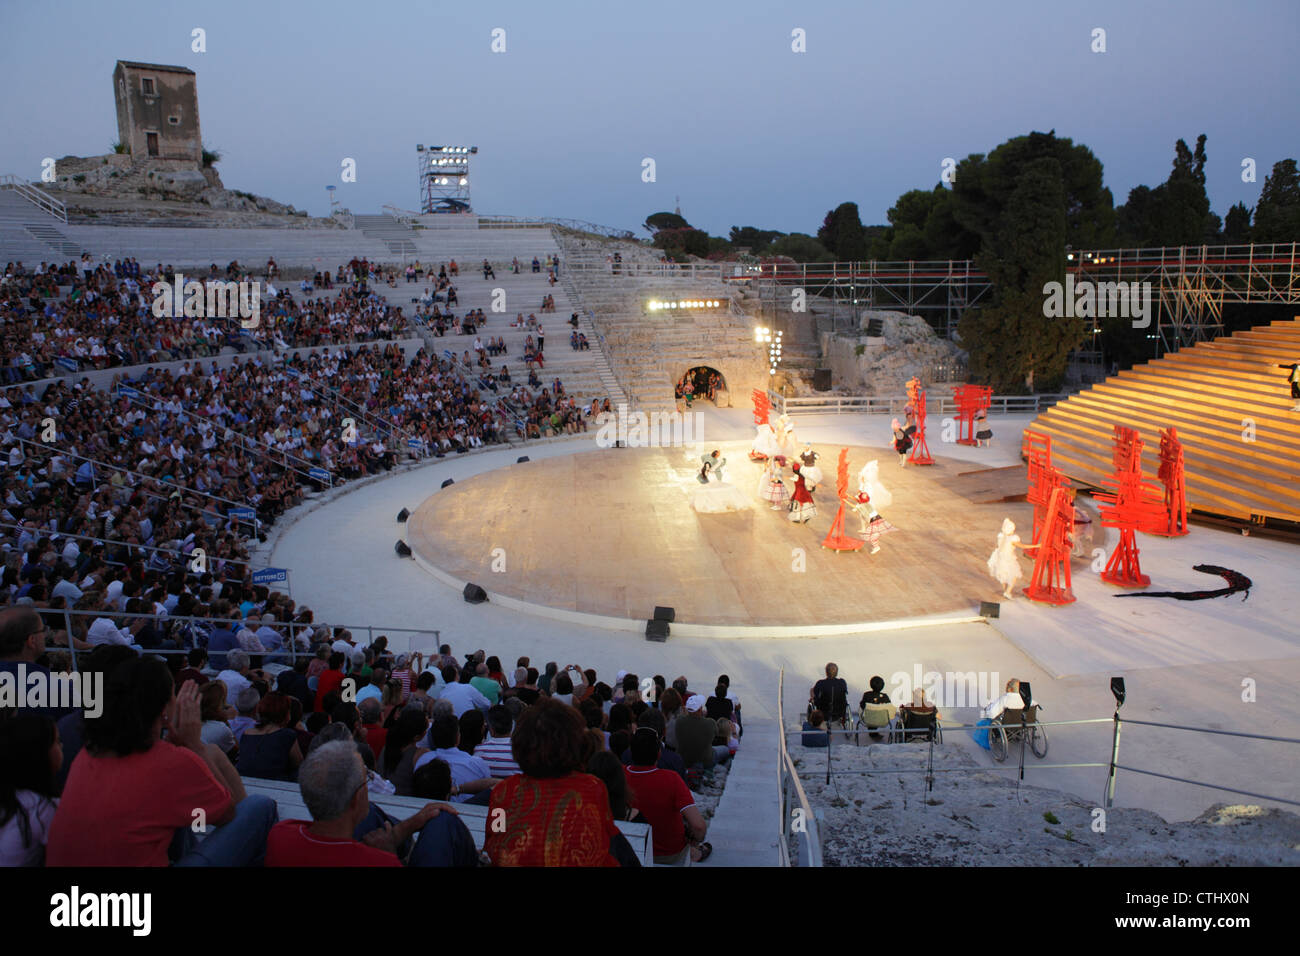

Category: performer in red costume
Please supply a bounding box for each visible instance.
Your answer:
[788,461,817,524]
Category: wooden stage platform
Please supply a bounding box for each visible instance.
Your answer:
[405,444,1036,628]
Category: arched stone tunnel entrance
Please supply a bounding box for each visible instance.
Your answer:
[675,365,728,408]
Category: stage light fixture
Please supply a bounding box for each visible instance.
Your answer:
[1110,677,1126,708]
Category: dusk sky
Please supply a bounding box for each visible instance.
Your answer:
[2,0,1296,239]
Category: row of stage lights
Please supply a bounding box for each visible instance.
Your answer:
[1068,252,1117,263]
[427,158,470,166]
[417,146,477,154]
[646,299,722,311]
[755,326,783,375]
[430,178,469,186]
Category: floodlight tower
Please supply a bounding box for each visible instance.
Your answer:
[417,144,478,214]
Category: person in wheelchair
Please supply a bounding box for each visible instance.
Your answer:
[856,675,894,742]
[809,663,850,735]
[891,688,941,744]
[982,679,1038,721]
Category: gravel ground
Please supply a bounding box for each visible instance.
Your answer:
[790,741,1299,866]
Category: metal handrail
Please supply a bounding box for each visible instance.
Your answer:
[776,668,823,867]
[766,392,1068,416]
[0,173,68,224]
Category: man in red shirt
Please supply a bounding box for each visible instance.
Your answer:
[313,651,346,712]
[267,740,473,867]
[625,727,710,865]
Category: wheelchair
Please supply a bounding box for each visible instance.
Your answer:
[889,706,943,745]
[989,705,1048,762]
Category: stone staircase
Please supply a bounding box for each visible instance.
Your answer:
[355,214,418,257]
[553,232,767,414]
[0,188,88,260]
[705,717,780,866]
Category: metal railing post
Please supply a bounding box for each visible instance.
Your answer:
[1105,710,1123,808]
[64,608,77,672]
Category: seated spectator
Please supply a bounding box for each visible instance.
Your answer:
[982,678,1036,720]
[705,683,733,721]
[471,707,520,779]
[229,686,261,741]
[414,713,497,804]
[199,680,238,757]
[438,665,491,717]
[859,675,893,741]
[356,668,386,705]
[217,650,254,707]
[674,695,729,770]
[801,709,829,748]
[0,713,61,866]
[175,647,211,690]
[483,699,621,867]
[314,652,347,712]
[458,708,486,753]
[359,698,388,756]
[266,740,475,867]
[236,692,303,782]
[625,727,710,865]
[46,659,277,865]
[381,708,429,796]
[619,707,686,781]
[810,662,848,725]
[470,662,501,705]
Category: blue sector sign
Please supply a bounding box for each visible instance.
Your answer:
[252,567,288,584]
[228,507,256,521]
[309,468,330,482]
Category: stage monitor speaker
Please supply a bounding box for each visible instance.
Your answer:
[396,508,410,522]
[653,606,676,623]
[813,368,832,391]
[645,619,669,642]
[441,478,455,489]
[394,540,412,558]
[979,601,1000,618]
[463,583,488,604]
[517,456,530,463]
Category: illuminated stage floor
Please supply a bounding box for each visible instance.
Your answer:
[405,442,1034,630]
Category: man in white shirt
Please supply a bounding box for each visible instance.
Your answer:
[983,679,1038,720]
[217,650,254,707]
[355,668,386,705]
[86,616,133,647]
[254,613,284,651]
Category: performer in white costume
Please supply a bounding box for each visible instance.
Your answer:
[751,422,781,461]
[775,413,798,459]
[692,449,751,513]
[986,517,1026,599]
[858,460,892,509]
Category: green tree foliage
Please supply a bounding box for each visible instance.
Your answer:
[1222,201,1253,244]
[768,233,832,262]
[817,202,868,261]
[728,226,786,254]
[953,132,1110,392]
[644,211,689,234]
[1252,159,1300,242]
[652,227,710,259]
[1116,135,1220,246]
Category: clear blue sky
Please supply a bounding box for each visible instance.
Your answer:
[1,0,1295,237]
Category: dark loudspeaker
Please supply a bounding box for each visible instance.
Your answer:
[463,583,488,604]
[516,456,530,463]
[1018,681,1033,709]
[813,368,832,391]
[396,508,410,522]
[653,606,675,622]
[394,540,412,557]
[441,478,455,489]
[1110,676,1126,708]
[979,601,1000,618]
[645,619,669,642]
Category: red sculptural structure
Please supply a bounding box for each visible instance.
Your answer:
[1152,427,1189,537]
[1021,429,1059,553]
[904,376,934,465]
[822,448,864,552]
[1024,484,1077,605]
[1094,426,1164,588]
[953,384,992,446]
